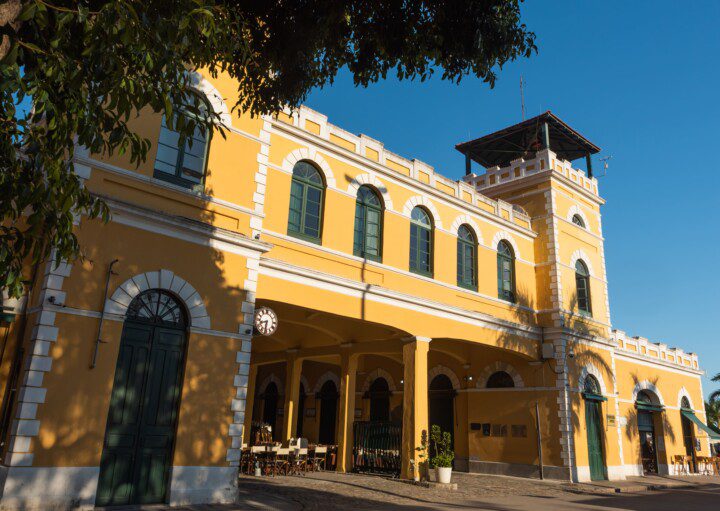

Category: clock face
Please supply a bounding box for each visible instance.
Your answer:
[253,306,278,336]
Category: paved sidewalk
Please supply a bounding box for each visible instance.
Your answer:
[236,471,720,510]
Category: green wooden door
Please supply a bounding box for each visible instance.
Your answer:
[585,399,607,481]
[97,317,187,506]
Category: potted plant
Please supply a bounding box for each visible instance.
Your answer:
[429,424,454,484]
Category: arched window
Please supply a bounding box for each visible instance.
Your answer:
[636,390,654,405]
[572,214,586,228]
[409,207,433,276]
[583,375,602,396]
[680,396,691,410]
[154,115,209,189]
[575,260,592,315]
[126,289,187,327]
[353,185,383,261]
[497,241,515,302]
[457,225,477,290]
[288,161,325,242]
[486,371,515,388]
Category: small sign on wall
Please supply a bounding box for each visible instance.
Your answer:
[607,414,616,427]
[305,408,316,417]
[354,408,362,418]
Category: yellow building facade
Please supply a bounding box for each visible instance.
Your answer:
[0,70,714,508]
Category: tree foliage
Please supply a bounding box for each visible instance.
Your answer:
[0,0,535,297]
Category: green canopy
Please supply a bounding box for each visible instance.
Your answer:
[681,410,720,441]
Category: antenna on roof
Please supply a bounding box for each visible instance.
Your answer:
[520,76,526,121]
[597,155,612,178]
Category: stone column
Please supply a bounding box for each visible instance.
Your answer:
[282,354,303,441]
[243,363,258,445]
[335,346,359,472]
[401,337,430,480]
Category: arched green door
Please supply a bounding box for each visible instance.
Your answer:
[96,290,188,506]
[583,376,607,481]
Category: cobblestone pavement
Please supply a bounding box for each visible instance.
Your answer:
[236,471,720,510]
[237,471,600,510]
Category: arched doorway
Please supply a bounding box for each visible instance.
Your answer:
[680,396,697,472]
[318,380,339,444]
[582,375,607,481]
[97,289,188,506]
[368,378,390,422]
[296,383,306,438]
[428,374,455,449]
[636,390,661,474]
[262,382,279,441]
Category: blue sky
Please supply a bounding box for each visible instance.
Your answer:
[304,1,720,398]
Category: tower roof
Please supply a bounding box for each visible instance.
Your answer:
[456,111,600,169]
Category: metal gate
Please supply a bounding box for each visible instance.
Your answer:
[352,421,401,476]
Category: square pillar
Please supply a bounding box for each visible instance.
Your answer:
[281,355,303,441]
[401,337,430,480]
[335,347,359,472]
[243,363,258,445]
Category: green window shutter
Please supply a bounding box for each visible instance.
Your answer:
[153,115,208,190]
[287,162,325,243]
[353,201,366,256]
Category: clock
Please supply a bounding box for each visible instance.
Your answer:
[253,306,278,336]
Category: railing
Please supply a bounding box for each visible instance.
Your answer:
[353,421,402,476]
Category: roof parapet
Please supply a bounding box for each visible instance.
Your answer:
[612,329,700,371]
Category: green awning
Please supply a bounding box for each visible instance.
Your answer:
[681,410,720,440]
[636,403,664,412]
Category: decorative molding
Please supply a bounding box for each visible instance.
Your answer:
[257,373,283,396]
[677,386,694,409]
[188,72,232,128]
[105,270,211,329]
[281,147,337,189]
[578,363,607,395]
[300,375,311,394]
[566,205,590,230]
[450,215,484,244]
[313,371,340,394]
[631,380,665,406]
[569,249,595,276]
[428,365,460,390]
[401,196,443,229]
[346,173,394,211]
[491,230,520,259]
[476,362,524,388]
[360,368,397,393]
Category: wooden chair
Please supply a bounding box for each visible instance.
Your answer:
[274,447,291,476]
[673,455,689,475]
[311,445,328,471]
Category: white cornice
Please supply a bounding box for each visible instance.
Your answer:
[258,257,543,341]
[268,120,537,239]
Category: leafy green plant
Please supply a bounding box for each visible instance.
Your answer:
[1,1,536,296]
[429,424,454,468]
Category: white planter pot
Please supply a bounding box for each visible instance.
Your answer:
[435,466,452,484]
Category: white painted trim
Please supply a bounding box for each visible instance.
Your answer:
[259,257,542,340]
[76,155,263,219]
[188,72,232,128]
[476,362,524,388]
[360,368,398,392]
[492,231,521,259]
[346,173,394,211]
[450,214,484,244]
[614,350,703,377]
[402,196,443,229]
[566,205,590,230]
[677,386,694,409]
[107,270,211,329]
[570,249,595,277]
[260,229,536,311]
[313,371,340,394]
[168,466,238,505]
[257,373,283,395]
[428,365,461,390]
[631,380,665,406]
[281,147,337,188]
[578,363,607,395]
[0,466,100,509]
